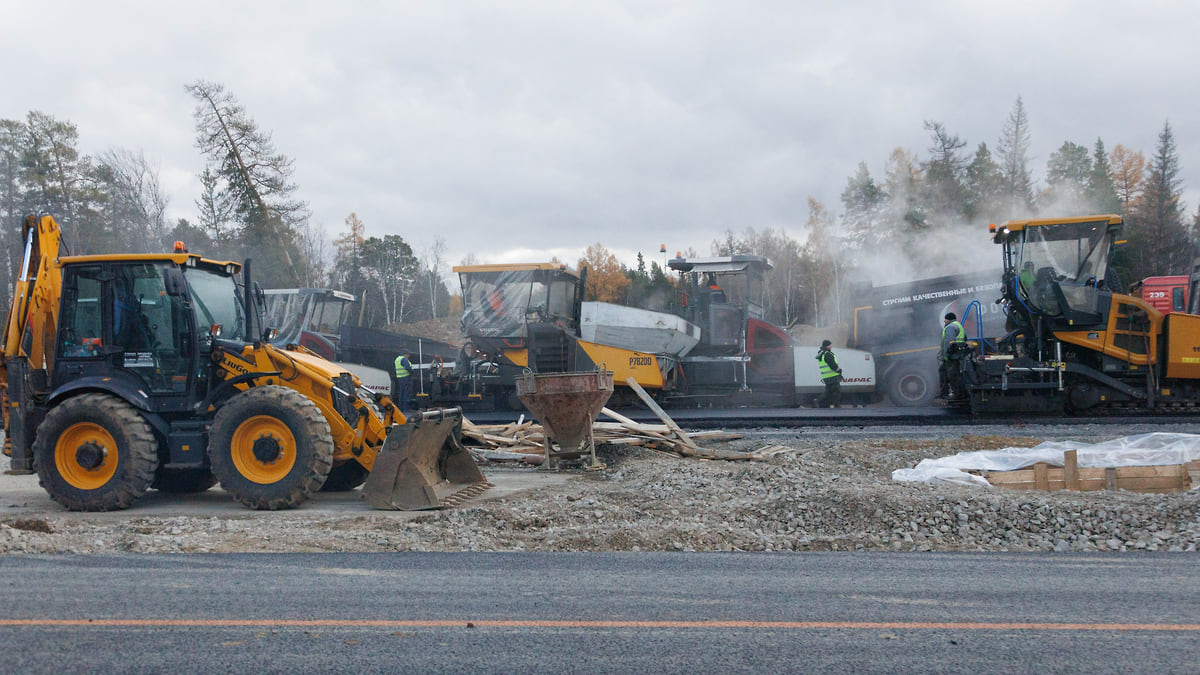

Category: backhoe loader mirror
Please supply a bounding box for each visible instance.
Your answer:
[254,282,266,307]
[163,268,187,297]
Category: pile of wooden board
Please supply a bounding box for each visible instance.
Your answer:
[974,449,1194,494]
[461,379,796,464]
[462,406,788,463]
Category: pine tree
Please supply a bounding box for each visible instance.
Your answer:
[1085,138,1120,214]
[997,96,1035,214]
[1127,121,1191,279]
[1042,141,1091,210]
[185,80,308,285]
[963,142,1003,221]
[921,121,968,225]
[883,147,925,230]
[840,161,889,249]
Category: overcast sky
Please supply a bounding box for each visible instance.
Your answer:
[5,1,1199,272]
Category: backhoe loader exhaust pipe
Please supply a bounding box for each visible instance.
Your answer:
[362,408,491,510]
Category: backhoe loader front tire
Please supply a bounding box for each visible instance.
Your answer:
[33,393,158,511]
[208,386,333,510]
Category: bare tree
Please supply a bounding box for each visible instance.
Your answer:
[96,148,169,252]
[423,236,447,319]
[298,218,331,287]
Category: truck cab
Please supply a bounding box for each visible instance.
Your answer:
[1128,276,1188,315]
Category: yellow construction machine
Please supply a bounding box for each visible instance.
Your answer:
[1,213,487,511]
[954,214,1200,414]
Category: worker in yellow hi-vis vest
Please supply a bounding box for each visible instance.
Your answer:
[815,339,843,408]
[392,352,413,411]
[938,312,967,401]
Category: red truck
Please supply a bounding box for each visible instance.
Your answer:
[1127,276,1188,314]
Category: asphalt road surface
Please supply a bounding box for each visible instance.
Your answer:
[1,552,1197,673]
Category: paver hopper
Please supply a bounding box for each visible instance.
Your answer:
[362,408,492,510]
[516,369,614,469]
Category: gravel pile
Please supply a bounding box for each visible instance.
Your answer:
[2,426,1198,554]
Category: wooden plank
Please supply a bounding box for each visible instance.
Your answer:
[593,421,671,433]
[599,408,676,436]
[688,430,744,441]
[1116,471,1189,491]
[595,409,685,448]
[1063,450,1080,491]
[1034,462,1049,491]
[463,431,523,446]
[1114,465,1188,478]
[1105,467,1118,489]
[623,378,699,451]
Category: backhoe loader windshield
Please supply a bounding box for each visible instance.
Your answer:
[186,267,247,341]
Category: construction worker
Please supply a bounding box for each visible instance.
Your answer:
[816,339,843,408]
[1019,261,1036,296]
[392,351,413,411]
[938,312,967,400]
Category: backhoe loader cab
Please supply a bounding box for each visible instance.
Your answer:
[3,214,487,512]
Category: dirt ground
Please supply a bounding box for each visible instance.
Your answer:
[3,426,1198,554]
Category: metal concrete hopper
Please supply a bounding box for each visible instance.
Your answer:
[516,369,614,470]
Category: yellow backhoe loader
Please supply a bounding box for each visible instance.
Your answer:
[1,213,487,511]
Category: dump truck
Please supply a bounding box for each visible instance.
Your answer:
[847,271,1005,406]
[1,213,487,511]
[953,214,1200,414]
[1127,275,1188,315]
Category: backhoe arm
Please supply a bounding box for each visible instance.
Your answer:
[2,214,64,371]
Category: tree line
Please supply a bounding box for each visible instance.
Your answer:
[0,81,451,330]
[2,91,1193,335]
[605,97,1195,331]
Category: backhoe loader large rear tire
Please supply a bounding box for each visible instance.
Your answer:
[33,393,158,511]
[208,386,333,510]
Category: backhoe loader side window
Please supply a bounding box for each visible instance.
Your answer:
[113,263,191,393]
[59,266,104,358]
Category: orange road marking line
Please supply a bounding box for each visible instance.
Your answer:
[0,620,1197,631]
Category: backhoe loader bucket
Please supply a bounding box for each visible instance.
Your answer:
[362,408,491,510]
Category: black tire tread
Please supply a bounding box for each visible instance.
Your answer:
[33,393,158,512]
[208,386,333,510]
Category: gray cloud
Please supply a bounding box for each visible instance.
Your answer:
[4,1,1198,269]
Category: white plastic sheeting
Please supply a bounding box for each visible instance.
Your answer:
[891,432,1200,489]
